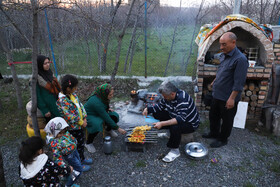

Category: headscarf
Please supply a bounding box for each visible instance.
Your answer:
[37,55,53,82]
[92,83,112,107]
[44,117,69,138]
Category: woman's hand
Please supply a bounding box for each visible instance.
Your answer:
[45,112,51,118]
[108,108,114,112]
[118,128,126,135]
[82,118,87,128]
[142,108,148,117]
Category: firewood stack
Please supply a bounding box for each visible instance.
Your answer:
[241,81,262,118]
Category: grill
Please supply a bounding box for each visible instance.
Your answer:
[124,126,158,152]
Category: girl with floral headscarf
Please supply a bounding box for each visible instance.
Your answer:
[84,83,126,153]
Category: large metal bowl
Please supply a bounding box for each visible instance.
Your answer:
[184,142,208,160]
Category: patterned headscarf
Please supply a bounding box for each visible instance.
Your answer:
[93,83,112,106]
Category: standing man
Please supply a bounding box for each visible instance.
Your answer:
[202,32,248,148]
[143,81,200,162]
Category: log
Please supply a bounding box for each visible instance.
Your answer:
[246,90,252,97]
[250,106,256,111]
[243,84,248,90]
[250,94,258,101]
[250,101,257,107]
[248,83,255,91]
[244,96,250,102]
[255,87,260,92]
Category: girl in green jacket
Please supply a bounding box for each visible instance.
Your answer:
[84,83,126,153]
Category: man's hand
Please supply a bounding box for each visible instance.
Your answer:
[82,118,87,128]
[142,108,148,117]
[153,122,163,130]
[226,98,235,109]
[45,112,51,118]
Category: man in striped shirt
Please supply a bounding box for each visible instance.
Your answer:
[143,81,200,163]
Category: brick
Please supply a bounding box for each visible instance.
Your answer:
[274,48,280,52]
[247,73,254,77]
[258,100,265,104]
[260,86,267,91]
[260,80,268,85]
[255,69,264,73]
[276,53,280,56]
[274,44,280,48]
[204,72,210,75]
[197,82,203,87]
[265,64,273,68]
[258,95,265,100]
[198,62,204,66]
[275,61,280,64]
[263,74,270,78]
[259,91,266,95]
[198,66,204,71]
[198,71,203,76]
[257,73,263,78]
[264,69,271,73]
[248,68,254,72]
[210,72,216,75]
[197,78,203,83]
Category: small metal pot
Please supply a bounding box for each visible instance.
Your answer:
[184,142,208,160]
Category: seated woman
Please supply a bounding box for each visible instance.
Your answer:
[84,83,126,153]
[36,55,61,121]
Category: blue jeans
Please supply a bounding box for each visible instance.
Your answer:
[63,149,83,186]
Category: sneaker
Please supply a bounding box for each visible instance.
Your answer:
[210,140,228,148]
[82,158,93,165]
[109,130,118,138]
[71,184,80,187]
[85,143,96,153]
[82,165,91,172]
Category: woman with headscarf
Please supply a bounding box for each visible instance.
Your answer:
[36,55,61,121]
[84,83,126,153]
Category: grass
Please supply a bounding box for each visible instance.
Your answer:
[135,160,146,168]
[0,26,198,77]
[269,161,280,174]
[0,80,30,145]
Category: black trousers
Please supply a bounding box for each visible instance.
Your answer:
[209,98,238,142]
[153,110,194,149]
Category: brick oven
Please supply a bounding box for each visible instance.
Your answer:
[195,19,274,121]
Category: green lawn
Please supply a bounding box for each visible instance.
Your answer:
[0,26,198,77]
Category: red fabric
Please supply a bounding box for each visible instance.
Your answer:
[8,61,52,66]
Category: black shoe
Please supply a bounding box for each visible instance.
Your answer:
[202,132,217,139]
[210,140,227,148]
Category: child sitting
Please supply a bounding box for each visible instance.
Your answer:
[45,117,85,187]
[56,74,92,168]
[19,136,71,186]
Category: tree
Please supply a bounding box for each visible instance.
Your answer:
[0,1,23,110]
[110,0,136,85]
